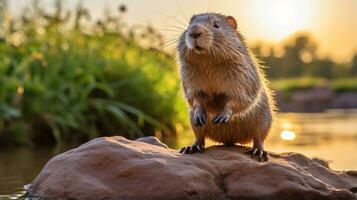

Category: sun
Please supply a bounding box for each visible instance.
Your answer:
[250,0,313,41]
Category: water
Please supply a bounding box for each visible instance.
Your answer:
[1,109,357,199]
[0,147,74,200]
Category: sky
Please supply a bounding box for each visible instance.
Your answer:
[7,0,357,62]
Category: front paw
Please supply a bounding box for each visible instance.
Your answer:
[212,110,233,124]
[193,110,206,127]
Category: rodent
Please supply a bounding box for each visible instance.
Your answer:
[177,13,275,161]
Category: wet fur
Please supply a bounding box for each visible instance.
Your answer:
[177,13,275,148]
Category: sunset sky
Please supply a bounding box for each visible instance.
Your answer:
[8,0,357,62]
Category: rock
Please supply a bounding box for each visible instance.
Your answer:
[27,136,357,200]
[347,171,357,177]
[136,136,169,149]
[312,157,330,168]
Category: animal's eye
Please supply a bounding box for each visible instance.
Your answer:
[213,22,219,29]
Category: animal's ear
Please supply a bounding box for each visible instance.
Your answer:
[226,16,237,30]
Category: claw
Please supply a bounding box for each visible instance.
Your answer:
[219,117,225,124]
[212,111,232,124]
[180,144,205,154]
[193,112,206,127]
[194,117,201,127]
[251,148,258,158]
[224,117,229,123]
[189,146,194,154]
[199,116,205,125]
[263,151,269,161]
[246,147,269,162]
[185,146,191,154]
[212,115,225,124]
[211,116,219,124]
[197,145,203,153]
[179,147,186,153]
[245,148,253,154]
[258,151,263,162]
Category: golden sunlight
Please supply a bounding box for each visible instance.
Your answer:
[249,0,313,40]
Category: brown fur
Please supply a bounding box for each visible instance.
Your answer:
[177,13,275,153]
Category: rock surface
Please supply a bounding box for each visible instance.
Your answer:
[27,136,357,200]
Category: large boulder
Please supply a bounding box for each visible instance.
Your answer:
[27,136,357,200]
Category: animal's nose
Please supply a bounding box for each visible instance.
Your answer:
[189,25,203,39]
[190,32,202,39]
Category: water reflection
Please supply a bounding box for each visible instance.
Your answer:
[265,109,357,171]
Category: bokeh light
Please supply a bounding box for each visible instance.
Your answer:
[280,130,296,141]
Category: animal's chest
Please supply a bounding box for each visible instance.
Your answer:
[188,66,234,95]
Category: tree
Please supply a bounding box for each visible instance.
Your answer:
[351,54,357,76]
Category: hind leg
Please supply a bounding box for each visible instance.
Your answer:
[245,100,272,162]
[180,110,205,154]
[245,123,270,162]
[246,138,269,162]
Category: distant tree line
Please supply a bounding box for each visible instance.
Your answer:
[252,34,357,79]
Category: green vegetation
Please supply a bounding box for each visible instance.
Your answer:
[331,78,357,93]
[0,1,186,147]
[271,77,357,98]
[271,77,328,92]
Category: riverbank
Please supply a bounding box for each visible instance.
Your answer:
[272,78,357,112]
[276,87,357,112]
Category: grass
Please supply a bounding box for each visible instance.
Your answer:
[0,2,187,147]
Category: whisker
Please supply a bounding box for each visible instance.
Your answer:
[162,42,180,49]
[175,0,190,24]
[162,37,181,42]
[162,38,181,44]
[154,11,188,29]
[161,42,180,50]
[159,25,186,31]
[159,28,184,33]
